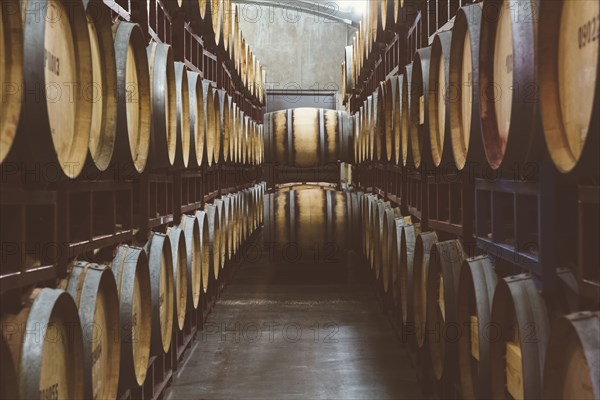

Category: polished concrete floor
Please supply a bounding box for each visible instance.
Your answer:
[166,233,423,399]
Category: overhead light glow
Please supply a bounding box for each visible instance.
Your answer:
[336,0,367,15]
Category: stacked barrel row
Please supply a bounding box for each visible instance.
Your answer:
[0,183,265,399]
[344,0,405,96]
[177,0,267,103]
[345,189,598,399]
[0,0,265,179]
[263,108,354,167]
[351,1,598,177]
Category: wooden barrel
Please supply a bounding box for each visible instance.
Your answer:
[401,63,415,166]
[392,216,413,309]
[232,4,240,69]
[381,207,403,293]
[490,270,578,399]
[222,0,231,52]
[410,47,433,169]
[375,199,391,280]
[266,108,352,167]
[147,42,177,169]
[213,89,225,164]
[179,215,202,310]
[195,210,213,295]
[353,112,361,164]
[362,194,375,260]
[231,103,238,163]
[426,240,466,381]
[240,37,247,85]
[428,30,453,168]
[174,62,191,168]
[365,97,372,161]
[204,203,223,279]
[219,196,232,261]
[110,245,152,387]
[242,115,250,165]
[479,0,543,171]
[204,81,216,165]
[61,262,120,399]
[226,97,235,162]
[384,76,401,164]
[457,255,498,399]
[210,0,222,46]
[375,82,385,161]
[367,197,380,271]
[248,51,255,94]
[1,288,85,399]
[19,0,92,179]
[216,89,229,163]
[344,46,354,94]
[0,0,22,165]
[400,223,421,326]
[144,233,175,355]
[370,92,379,161]
[237,110,245,163]
[224,195,236,257]
[539,1,600,176]
[449,3,484,171]
[543,311,600,399]
[214,198,228,268]
[168,227,188,331]
[188,71,205,166]
[413,230,439,347]
[112,22,151,173]
[84,0,117,172]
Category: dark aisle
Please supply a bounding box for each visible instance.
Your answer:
[166,231,423,400]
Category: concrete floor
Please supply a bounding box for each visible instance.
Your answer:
[166,233,423,400]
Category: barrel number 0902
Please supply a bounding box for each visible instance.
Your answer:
[578,15,599,50]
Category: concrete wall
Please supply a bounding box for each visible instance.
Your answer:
[238,3,354,109]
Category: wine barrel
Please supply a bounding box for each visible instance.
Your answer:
[214,198,228,268]
[222,0,231,53]
[539,1,600,176]
[231,103,238,163]
[381,207,403,293]
[174,62,191,169]
[426,240,466,381]
[266,108,352,167]
[112,21,151,173]
[242,115,250,165]
[61,262,120,399]
[179,215,202,309]
[384,76,401,163]
[413,231,438,347]
[429,30,453,168]
[147,42,177,169]
[213,89,225,164]
[449,3,484,171]
[210,0,222,46]
[204,81,217,166]
[1,288,84,399]
[401,63,415,166]
[365,97,373,161]
[224,195,236,258]
[543,311,600,399]
[144,233,175,355]
[238,111,246,164]
[353,113,361,164]
[240,36,248,86]
[168,227,188,331]
[367,197,380,270]
[479,0,543,171]
[195,210,213,295]
[232,4,240,70]
[188,71,205,166]
[371,92,380,161]
[227,98,235,163]
[19,0,92,179]
[410,47,433,169]
[110,245,152,387]
[375,199,392,280]
[457,255,498,400]
[0,0,22,165]
[490,270,578,399]
[375,82,386,161]
[392,216,413,309]
[204,203,223,279]
[400,222,421,326]
[85,0,117,172]
[344,46,354,93]
[362,193,375,259]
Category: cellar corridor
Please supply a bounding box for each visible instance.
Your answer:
[166,232,422,400]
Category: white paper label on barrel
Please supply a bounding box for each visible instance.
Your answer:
[493,0,514,151]
[559,1,599,159]
[45,0,77,166]
[87,16,103,160]
[40,315,68,399]
[125,44,140,160]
